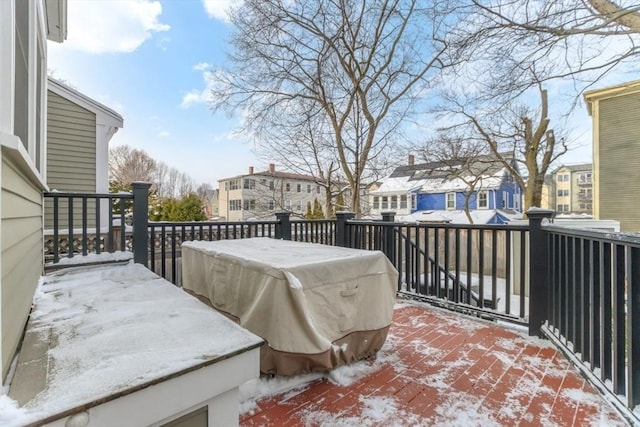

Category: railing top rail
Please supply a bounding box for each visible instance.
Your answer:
[44,191,133,199]
[347,219,529,231]
[292,219,335,223]
[149,220,278,227]
[543,223,640,246]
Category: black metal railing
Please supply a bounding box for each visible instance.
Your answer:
[43,183,150,266]
[291,219,336,245]
[342,213,531,325]
[541,224,640,423]
[148,220,278,286]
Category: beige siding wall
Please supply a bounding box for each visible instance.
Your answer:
[1,156,43,380]
[598,94,640,232]
[44,91,97,229]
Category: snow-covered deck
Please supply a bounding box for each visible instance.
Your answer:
[2,263,263,427]
[239,302,629,426]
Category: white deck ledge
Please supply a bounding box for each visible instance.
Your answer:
[5,263,263,427]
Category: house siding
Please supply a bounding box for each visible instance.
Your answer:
[1,156,43,380]
[598,94,640,232]
[44,91,97,228]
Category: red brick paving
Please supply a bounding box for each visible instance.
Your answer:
[240,302,630,426]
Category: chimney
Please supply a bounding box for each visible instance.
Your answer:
[408,154,415,166]
[269,163,275,173]
[249,166,254,175]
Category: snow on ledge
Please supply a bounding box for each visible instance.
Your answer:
[1,263,263,427]
[45,251,134,267]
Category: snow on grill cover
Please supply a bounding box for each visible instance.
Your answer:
[182,238,399,376]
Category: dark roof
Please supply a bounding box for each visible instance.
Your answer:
[391,155,511,181]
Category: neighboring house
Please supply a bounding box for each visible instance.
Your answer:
[202,188,219,219]
[0,0,67,382]
[44,77,124,228]
[584,80,640,232]
[369,155,523,222]
[539,174,555,210]
[551,163,593,216]
[218,164,326,220]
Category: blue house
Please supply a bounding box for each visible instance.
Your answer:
[369,155,523,224]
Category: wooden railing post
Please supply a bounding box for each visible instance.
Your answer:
[335,211,355,247]
[275,212,292,240]
[132,182,151,266]
[527,208,555,337]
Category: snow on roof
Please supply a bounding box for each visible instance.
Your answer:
[2,263,263,427]
[396,209,522,224]
[372,170,505,196]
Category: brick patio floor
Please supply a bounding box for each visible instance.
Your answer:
[240,301,629,426]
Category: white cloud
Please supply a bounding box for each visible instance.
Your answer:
[181,90,206,109]
[158,131,170,138]
[193,62,211,71]
[63,0,170,54]
[180,67,223,108]
[202,0,237,22]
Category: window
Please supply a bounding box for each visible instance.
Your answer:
[307,184,311,193]
[297,183,301,192]
[579,188,592,198]
[478,191,488,209]
[556,204,570,212]
[400,195,407,209]
[268,200,275,210]
[285,183,291,192]
[390,195,398,209]
[373,196,380,209]
[228,180,240,190]
[579,172,592,184]
[411,194,417,210]
[446,193,455,210]
[557,189,569,197]
[285,200,291,210]
[243,199,256,210]
[502,191,509,208]
[269,180,275,190]
[229,200,242,211]
[244,179,256,189]
[381,196,388,209]
[296,201,302,211]
[317,185,321,194]
[557,174,570,182]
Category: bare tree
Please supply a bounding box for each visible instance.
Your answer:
[437,83,568,210]
[177,172,195,198]
[211,0,453,216]
[256,101,348,218]
[155,162,169,198]
[417,136,495,223]
[109,145,157,186]
[445,0,640,97]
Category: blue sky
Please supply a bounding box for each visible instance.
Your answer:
[48,0,255,188]
[47,0,620,189]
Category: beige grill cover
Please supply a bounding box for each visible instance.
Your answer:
[181,238,398,375]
